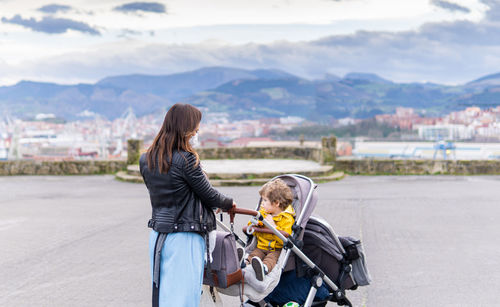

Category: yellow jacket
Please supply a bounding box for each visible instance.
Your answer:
[251,205,295,251]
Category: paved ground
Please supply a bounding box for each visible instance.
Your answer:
[1,175,500,306]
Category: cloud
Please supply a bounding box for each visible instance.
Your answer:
[419,20,500,45]
[1,15,100,35]
[37,4,72,14]
[7,0,500,85]
[14,29,500,86]
[113,2,166,14]
[430,0,470,13]
[118,29,142,38]
[480,0,500,21]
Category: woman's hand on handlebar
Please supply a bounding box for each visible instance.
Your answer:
[215,202,236,214]
[225,202,237,214]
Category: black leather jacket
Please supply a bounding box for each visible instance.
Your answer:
[140,151,233,234]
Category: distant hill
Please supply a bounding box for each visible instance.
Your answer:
[0,67,298,120]
[465,72,500,90]
[448,86,500,109]
[343,72,393,84]
[0,81,170,120]
[97,67,298,102]
[320,73,341,82]
[1,67,500,121]
[185,75,456,119]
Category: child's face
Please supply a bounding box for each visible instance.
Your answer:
[261,195,281,215]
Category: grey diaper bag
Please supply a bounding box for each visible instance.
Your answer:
[203,231,243,289]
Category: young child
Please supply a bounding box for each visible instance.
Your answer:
[246,178,295,281]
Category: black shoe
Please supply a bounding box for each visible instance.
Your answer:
[251,257,265,281]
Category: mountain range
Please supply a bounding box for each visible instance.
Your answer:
[2,67,500,121]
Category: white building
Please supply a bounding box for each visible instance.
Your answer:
[414,124,473,140]
[354,141,500,160]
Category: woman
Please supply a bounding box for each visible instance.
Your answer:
[139,103,234,307]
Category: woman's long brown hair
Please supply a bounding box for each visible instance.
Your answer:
[146,103,201,174]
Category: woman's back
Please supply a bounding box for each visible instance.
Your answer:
[142,103,234,307]
[140,150,191,208]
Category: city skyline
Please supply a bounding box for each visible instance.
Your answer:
[2,102,500,162]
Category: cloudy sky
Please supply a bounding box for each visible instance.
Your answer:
[0,0,498,85]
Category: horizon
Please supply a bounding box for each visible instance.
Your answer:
[0,65,498,87]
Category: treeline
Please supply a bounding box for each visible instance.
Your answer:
[274,119,407,139]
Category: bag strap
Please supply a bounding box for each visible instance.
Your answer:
[205,232,214,282]
[200,200,216,286]
[152,232,167,307]
[209,286,217,303]
[239,271,245,306]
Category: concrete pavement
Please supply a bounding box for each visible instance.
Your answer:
[1,175,500,306]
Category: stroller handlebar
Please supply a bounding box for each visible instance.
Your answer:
[229,207,258,216]
[226,206,258,225]
[226,206,291,238]
[242,225,290,238]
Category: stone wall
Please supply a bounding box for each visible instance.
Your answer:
[0,160,127,176]
[334,158,500,175]
[127,139,143,165]
[5,141,500,176]
[0,145,322,176]
[321,136,337,163]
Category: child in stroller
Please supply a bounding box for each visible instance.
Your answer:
[244,179,296,281]
[206,174,370,307]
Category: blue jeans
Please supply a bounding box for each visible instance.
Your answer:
[149,231,205,307]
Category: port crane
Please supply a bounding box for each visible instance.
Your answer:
[433,140,456,160]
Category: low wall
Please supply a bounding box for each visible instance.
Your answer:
[0,160,127,176]
[3,157,500,176]
[198,147,322,162]
[0,146,321,176]
[334,159,500,175]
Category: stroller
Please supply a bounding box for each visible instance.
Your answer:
[204,174,371,307]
